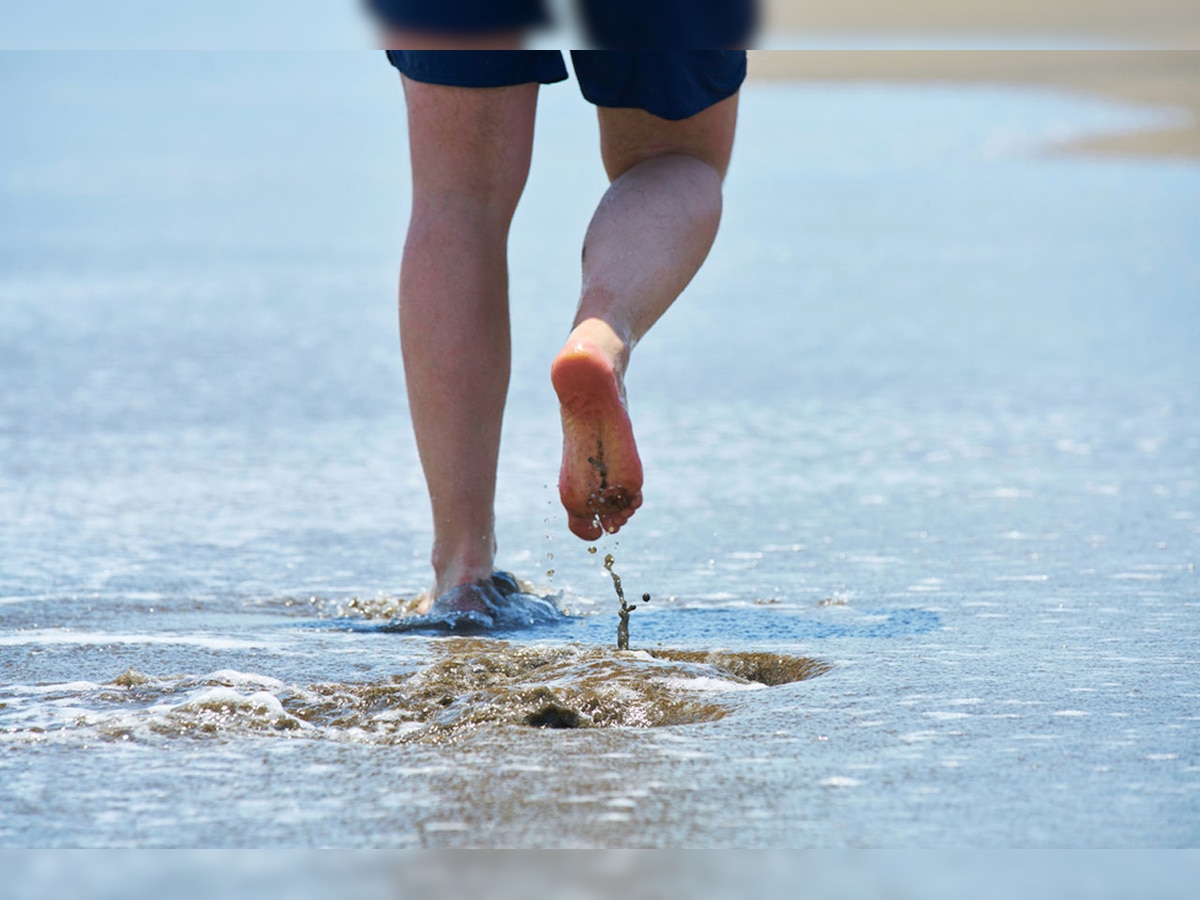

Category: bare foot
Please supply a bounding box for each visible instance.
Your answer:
[551,337,644,540]
[417,571,519,617]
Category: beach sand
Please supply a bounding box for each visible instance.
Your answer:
[763,0,1200,45]
[754,2,1200,158]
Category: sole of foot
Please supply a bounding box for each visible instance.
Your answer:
[551,339,644,541]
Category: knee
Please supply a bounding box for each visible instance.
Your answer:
[410,183,524,236]
[404,80,537,224]
[408,143,530,227]
[405,192,516,258]
[599,93,739,182]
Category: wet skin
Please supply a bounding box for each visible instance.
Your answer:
[551,338,644,540]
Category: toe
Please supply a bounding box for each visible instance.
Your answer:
[569,513,603,541]
[599,511,630,535]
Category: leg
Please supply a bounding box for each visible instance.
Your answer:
[552,93,739,540]
[398,76,538,608]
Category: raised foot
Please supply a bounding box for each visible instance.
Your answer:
[550,339,643,541]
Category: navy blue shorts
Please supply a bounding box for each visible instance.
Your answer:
[366,1,757,48]
[384,50,746,121]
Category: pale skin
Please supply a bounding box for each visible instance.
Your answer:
[395,58,737,609]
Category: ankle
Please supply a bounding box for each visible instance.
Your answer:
[431,540,496,597]
[562,317,630,377]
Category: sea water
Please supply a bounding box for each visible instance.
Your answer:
[0,53,1197,847]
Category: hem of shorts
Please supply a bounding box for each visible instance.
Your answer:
[366,1,549,35]
[397,70,570,89]
[387,56,569,88]
[592,79,743,122]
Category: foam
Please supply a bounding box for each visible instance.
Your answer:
[6,681,103,694]
[0,594,55,607]
[178,687,289,718]
[659,676,766,693]
[0,643,828,744]
[0,630,285,651]
[200,670,287,690]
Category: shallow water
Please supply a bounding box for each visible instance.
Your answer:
[1,53,1198,847]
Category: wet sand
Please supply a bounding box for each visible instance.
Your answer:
[756,2,1200,158]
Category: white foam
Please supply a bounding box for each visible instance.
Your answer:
[177,687,287,718]
[6,681,102,695]
[0,630,284,651]
[0,594,56,606]
[201,670,287,690]
[422,821,469,833]
[659,676,765,693]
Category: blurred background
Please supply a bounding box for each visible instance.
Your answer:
[2,2,1197,158]
[3,850,1200,899]
[1,1,1199,48]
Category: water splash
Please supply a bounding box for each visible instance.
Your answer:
[380,572,565,634]
[0,644,830,746]
[603,553,651,650]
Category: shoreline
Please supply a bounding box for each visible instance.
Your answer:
[761,0,1200,49]
[750,1,1200,159]
[747,50,1200,159]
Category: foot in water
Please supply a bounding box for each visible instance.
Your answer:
[426,571,521,629]
[388,571,561,632]
[551,332,644,541]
